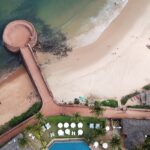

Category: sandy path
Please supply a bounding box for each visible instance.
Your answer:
[39,0,150,102]
[0,67,38,125]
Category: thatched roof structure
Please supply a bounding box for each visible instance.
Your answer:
[122,119,150,150]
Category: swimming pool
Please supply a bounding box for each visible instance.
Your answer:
[49,141,90,150]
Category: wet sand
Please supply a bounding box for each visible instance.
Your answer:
[0,0,150,125]
[38,0,150,102]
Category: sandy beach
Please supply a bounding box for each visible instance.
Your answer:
[0,67,39,125]
[38,0,150,103]
[0,0,150,125]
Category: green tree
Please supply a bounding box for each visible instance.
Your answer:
[35,112,46,125]
[91,101,104,117]
[18,134,28,148]
[25,123,47,149]
[72,112,81,122]
[84,129,97,144]
[110,135,121,150]
[142,136,150,150]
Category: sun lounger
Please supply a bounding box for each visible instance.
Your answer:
[95,124,100,129]
[41,126,46,132]
[45,123,51,130]
[89,123,94,129]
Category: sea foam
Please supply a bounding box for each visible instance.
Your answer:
[70,0,128,49]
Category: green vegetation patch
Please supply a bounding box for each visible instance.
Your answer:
[101,99,118,108]
[121,91,139,105]
[0,102,42,135]
[30,115,106,145]
[143,84,150,90]
[128,105,150,109]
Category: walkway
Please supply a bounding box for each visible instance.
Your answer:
[1,20,150,145]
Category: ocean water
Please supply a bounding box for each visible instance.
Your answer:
[0,0,127,77]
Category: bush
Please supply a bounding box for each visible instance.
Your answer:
[0,102,42,135]
[143,84,150,90]
[9,102,41,127]
[18,136,28,148]
[101,99,118,108]
[128,105,150,109]
[74,98,80,104]
[121,91,139,105]
[85,100,89,106]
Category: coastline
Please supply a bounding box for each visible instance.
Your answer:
[0,66,24,85]
[70,0,128,48]
[0,0,128,87]
[0,1,128,90]
[1,0,150,105]
[40,0,150,102]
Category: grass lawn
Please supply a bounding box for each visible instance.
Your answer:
[34,115,106,144]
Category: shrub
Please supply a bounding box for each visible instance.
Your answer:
[9,102,42,127]
[74,98,80,104]
[143,84,150,90]
[101,99,118,108]
[128,105,150,109]
[85,100,89,106]
[18,135,28,148]
[0,102,42,135]
[121,91,139,105]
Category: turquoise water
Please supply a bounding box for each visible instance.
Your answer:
[49,141,90,150]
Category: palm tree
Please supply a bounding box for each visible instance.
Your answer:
[72,112,81,122]
[110,135,121,150]
[91,101,104,117]
[25,123,47,148]
[35,112,46,125]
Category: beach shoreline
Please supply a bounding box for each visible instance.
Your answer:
[39,0,150,103]
[0,1,128,89]
[70,0,128,49]
[1,0,150,106]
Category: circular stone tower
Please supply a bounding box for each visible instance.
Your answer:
[3,20,37,52]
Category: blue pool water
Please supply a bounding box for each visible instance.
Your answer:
[49,141,90,150]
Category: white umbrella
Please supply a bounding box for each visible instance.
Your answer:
[105,126,110,131]
[102,143,108,149]
[78,122,83,128]
[93,141,99,148]
[65,129,70,135]
[58,123,63,128]
[58,130,64,136]
[78,129,83,135]
[64,122,69,128]
[28,133,32,137]
[71,123,76,128]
